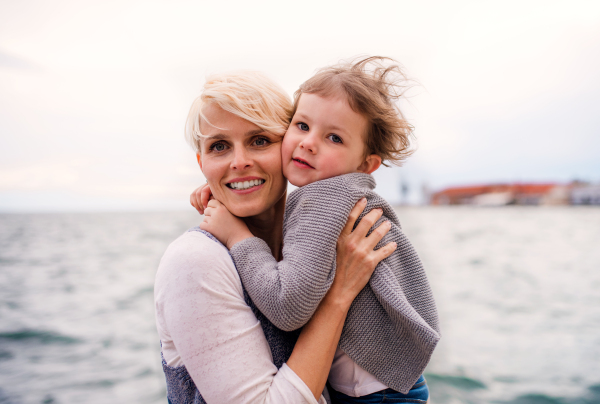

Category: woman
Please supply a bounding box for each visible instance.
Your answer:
[154,71,396,404]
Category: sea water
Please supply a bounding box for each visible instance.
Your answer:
[0,207,599,404]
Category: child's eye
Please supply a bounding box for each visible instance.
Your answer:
[253,137,270,147]
[298,122,309,131]
[209,141,228,152]
[328,134,343,144]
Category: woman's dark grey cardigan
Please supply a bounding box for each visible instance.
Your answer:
[230,173,440,394]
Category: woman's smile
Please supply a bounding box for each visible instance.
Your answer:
[226,177,267,192]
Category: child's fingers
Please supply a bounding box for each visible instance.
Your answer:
[190,185,206,215]
[206,199,221,209]
[341,198,367,236]
[190,193,203,214]
[200,184,213,209]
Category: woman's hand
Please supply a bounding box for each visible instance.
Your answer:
[190,183,213,215]
[287,198,396,400]
[329,198,397,308]
[200,199,254,249]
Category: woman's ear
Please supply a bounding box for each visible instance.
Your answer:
[357,154,382,174]
[196,153,203,170]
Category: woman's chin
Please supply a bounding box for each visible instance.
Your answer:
[224,199,268,218]
[228,207,262,218]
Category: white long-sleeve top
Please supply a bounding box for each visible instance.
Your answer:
[154,230,326,404]
[329,348,387,396]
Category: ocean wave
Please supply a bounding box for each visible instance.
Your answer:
[0,330,81,345]
[499,384,600,404]
[425,373,487,390]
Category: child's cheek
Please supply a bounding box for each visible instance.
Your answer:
[319,150,353,180]
[281,136,294,164]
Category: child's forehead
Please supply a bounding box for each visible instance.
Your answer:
[301,87,365,118]
[297,90,355,114]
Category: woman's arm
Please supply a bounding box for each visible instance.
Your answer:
[158,200,394,403]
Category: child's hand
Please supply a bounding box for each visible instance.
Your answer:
[199,199,254,249]
[190,183,213,215]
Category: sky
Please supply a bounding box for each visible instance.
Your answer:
[0,0,599,211]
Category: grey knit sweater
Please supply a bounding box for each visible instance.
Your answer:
[229,173,440,394]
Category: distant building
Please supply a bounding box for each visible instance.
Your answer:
[571,184,600,205]
[431,183,569,206]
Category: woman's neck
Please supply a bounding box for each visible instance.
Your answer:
[243,193,286,261]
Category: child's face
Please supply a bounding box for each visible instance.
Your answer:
[282,93,372,187]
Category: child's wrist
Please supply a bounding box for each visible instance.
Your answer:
[227,230,254,249]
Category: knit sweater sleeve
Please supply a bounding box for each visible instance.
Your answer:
[229,176,359,332]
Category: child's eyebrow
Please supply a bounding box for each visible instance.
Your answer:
[293,113,310,121]
[328,124,346,133]
[324,124,352,136]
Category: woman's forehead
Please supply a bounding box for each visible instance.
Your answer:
[200,103,262,136]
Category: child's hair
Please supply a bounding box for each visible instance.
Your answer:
[186,71,293,153]
[293,56,416,166]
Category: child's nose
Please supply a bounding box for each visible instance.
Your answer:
[299,133,317,154]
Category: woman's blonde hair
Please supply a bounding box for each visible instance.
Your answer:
[293,56,416,166]
[186,71,293,153]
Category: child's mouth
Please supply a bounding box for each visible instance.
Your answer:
[292,158,314,169]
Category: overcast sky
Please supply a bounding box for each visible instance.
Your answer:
[1,0,599,211]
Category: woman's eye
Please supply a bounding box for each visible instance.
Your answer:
[328,134,343,144]
[210,142,227,152]
[298,122,309,131]
[254,137,269,147]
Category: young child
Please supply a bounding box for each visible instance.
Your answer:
[199,57,440,402]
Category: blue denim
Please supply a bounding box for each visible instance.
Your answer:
[329,375,428,404]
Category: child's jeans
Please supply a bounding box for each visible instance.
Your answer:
[328,375,429,404]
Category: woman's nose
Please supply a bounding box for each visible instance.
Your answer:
[230,148,253,170]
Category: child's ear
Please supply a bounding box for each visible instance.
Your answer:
[357,154,382,174]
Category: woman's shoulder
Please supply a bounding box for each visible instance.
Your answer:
[166,229,228,258]
[155,229,243,298]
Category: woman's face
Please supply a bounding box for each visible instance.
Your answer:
[197,103,287,218]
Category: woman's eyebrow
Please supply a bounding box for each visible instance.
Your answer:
[204,130,266,141]
[205,134,227,140]
[245,129,267,137]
